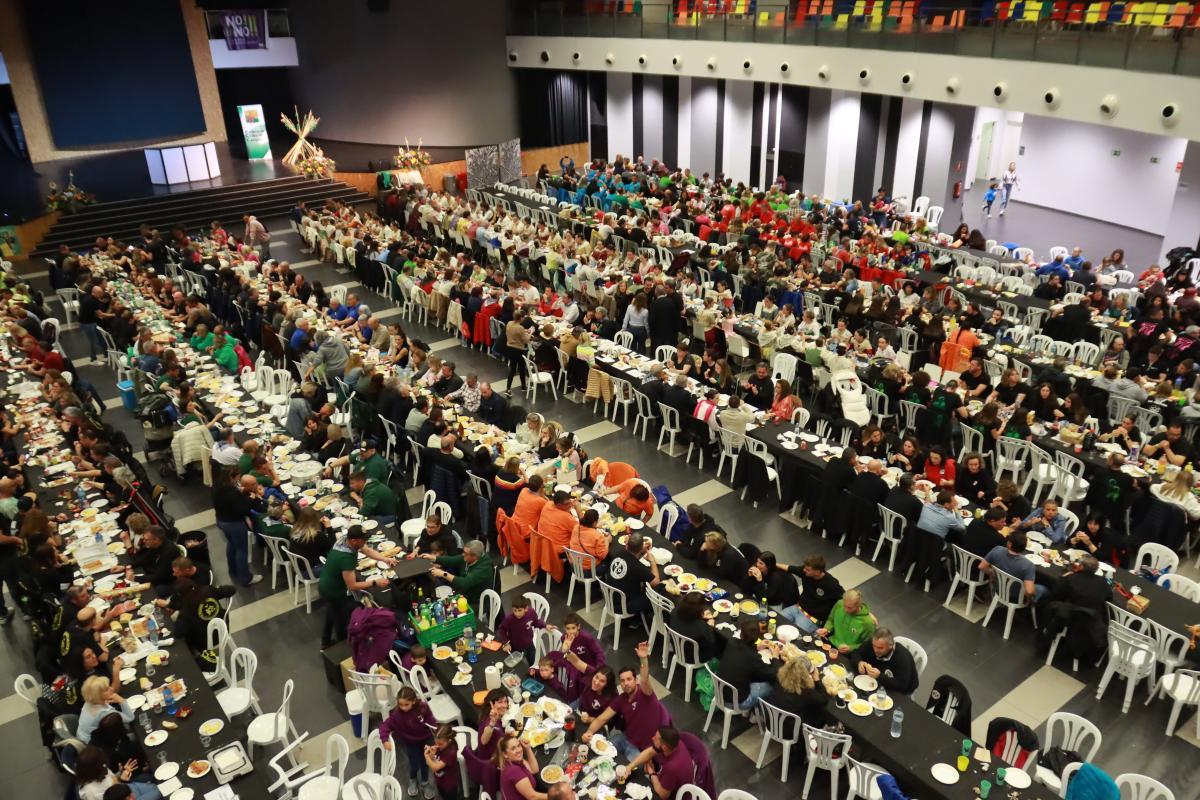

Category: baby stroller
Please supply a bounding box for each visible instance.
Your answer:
[827,368,871,427]
[135,389,176,470]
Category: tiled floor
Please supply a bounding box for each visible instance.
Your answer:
[1,216,1193,799]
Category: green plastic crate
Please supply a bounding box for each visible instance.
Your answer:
[409,609,477,647]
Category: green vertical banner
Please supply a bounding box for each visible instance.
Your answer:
[237,104,272,160]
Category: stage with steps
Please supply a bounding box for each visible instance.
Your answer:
[30,176,371,259]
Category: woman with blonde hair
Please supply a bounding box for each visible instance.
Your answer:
[77,675,134,744]
[1151,469,1200,520]
[516,413,543,449]
[288,506,336,564]
[766,656,831,719]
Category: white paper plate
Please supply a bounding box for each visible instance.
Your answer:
[930,764,960,785]
[1003,769,1032,788]
[361,519,379,531]
[799,433,820,442]
[154,762,180,781]
[650,547,672,565]
[853,674,878,692]
[776,625,800,644]
[127,694,147,711]
[119,668,137,683]
[144,730,169,746]
[169,789,195,800]
[781,442,799,450]
[199,718,225,737]
[625,518,644,530]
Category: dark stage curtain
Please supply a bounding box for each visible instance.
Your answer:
[517,69,588,147]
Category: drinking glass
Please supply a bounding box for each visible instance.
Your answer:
[156,752,167,766]
[956,755,970,773]
[200,733,212,749]
[980,780,992,799]
[996,768,1007,786]
[145,663,156,677]
[961,738,973,756]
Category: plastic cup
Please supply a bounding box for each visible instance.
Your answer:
[997,768,1007,786]
[961,738,973,756]
[980,780,992,799]
[957,755,969,772]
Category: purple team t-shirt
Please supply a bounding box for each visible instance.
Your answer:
[609,685,672,750]
[656,744,696,796]
[501,762,536,800]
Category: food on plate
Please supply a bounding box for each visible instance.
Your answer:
[870,693,894,711]
[433,646,454,660]
[541,765,564,783]
[740,600,759,615]
[806,650,827,667]
[848,699,873,716]
[838,688,857,702]
[520,702,538,717]
[678,573,697,585]
[187,761,210,778]
[695,578,715,592]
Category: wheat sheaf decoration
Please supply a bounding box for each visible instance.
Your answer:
[281,106,321,167]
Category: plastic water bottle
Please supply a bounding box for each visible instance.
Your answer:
[890,708,904,738]
[163,686,177,716]
[146,616,160,646]
[874,687,887,717]
[76,483,88,507]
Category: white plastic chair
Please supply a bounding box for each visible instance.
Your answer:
[1156,573,1200,602]
[564,548,599,610]
[596,581,638,650]
[740,437,782,508]
[400,490,437,549]
[607,374,637,427]
[205,618,235,688]
[716,791,756,800]
[341,728,397,800]
[523,354,558,404]
[13,674,40,707]
[657,403,683,454]
[874,505,906,572]
[678,786,713,800]
[1134,543,1179,574]
[216,647,263,719]
[347,669,395,739]
[645,586,676,669]
[801,722,852,800]
[846,756,889,800]
[944,544,989,617]
[522,591,550,623]
[1096,622,1158,713]
[982,565,1039,640]
[755,699,802,781]
[477,588,502,632]
[704,665,750,749]
[894,636,928,679]
[1146,667,1200,738]
[614,330,635,349]
[260,533,295,593]
[281,546,321,614]
[1114,774,1175,800]
[654,344,677,363]
[664,626,705,703]
[1034,712,1100,792]
[409,665,463,727]
[248,678,302,761]
[716,426,746,481]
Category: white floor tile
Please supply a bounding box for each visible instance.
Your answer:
[574,420,621,445]
[499,568,532,593]
[297,719,366,765]
[175,509,217,531]
[429,338,463,352]
[229,589,300,634]
[290,259,322,269]
[827,557,880,591]
[0,693,34,727]
[970,665,1085,743]
[731,724,780,767]
[671,480,733,509]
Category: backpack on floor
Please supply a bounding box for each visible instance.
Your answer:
[347,606,400,671]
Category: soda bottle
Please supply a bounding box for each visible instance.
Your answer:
[455,636,468,658]
[163,686,177,716]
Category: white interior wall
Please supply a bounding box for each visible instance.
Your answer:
[1016,114,1187,235]
[689,78,719,178]
[722,79,754,184]
[920,104,957,209]
[824,89,861,200]
[1001,113,1024,175]
[677,76,692,169]
[1161,140,1200,261]
[803,89,830,195]
[891,98,923,203]
[966,107,1025,191]
[642,75,663,163]
[606,72,634,162]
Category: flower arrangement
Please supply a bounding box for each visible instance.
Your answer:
[295,148,336,179]
[45,173,96,214]
[394,138,431,170]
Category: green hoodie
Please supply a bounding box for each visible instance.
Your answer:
[190,331,214,352]
[213,342,238,373]
[824,598,875,651]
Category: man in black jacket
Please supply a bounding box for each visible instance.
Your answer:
[662,374,697,422]
[716,619,780,714]
[128,526,178,594]
[847,459,891,551]
[648,286,680,354]
[672,504,724,559]
[885,474,924,527]
[777,554,844,633]
[849,627,919,695]
[1038,553,1111,658]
